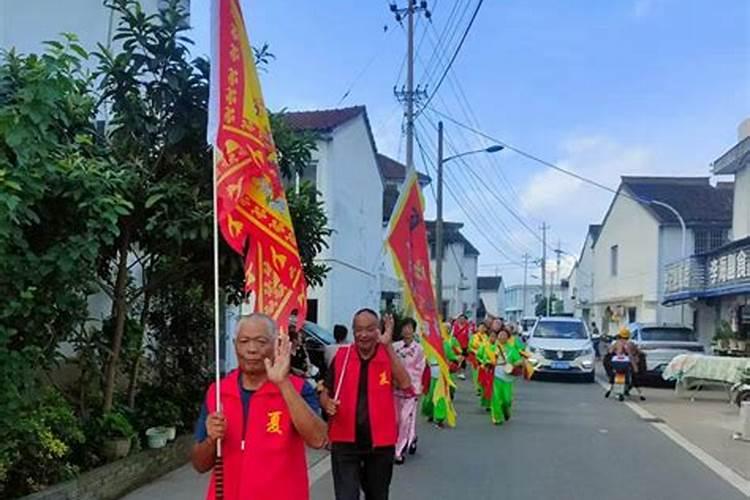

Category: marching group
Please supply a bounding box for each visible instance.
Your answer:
[191,309,535,500]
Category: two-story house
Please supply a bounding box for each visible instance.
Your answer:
[477,276,504,320]
[567,224,601,323]
[664,119,750,346]
[282,106,385,329]
[593,176,733,336]
[425,221,480,320]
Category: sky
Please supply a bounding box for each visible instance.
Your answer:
[189,0,750,287]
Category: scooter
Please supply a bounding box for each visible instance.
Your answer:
[606,354,632,402]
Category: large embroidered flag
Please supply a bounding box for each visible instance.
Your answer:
[386,171,456,426]
[208,0,306,329]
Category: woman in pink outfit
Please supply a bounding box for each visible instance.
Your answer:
[393,317,426,465]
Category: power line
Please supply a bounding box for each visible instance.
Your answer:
[336,23,395,106]
[414,122,524,265]
[419,0,484,115]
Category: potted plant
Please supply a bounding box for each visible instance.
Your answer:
[714,321,733,352]
[151,399,181,441]
[99,411,135,461]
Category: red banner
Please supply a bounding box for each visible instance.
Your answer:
[209,0,306,329]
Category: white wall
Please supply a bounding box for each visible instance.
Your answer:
[733,166,750,241]
[0,0,170,55]
[593,192,660,325]
[658,225,695,326]
[430,242,478,319]
[307,115,383,330]
[479,289,501,316]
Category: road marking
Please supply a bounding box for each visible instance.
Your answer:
[596,379,750,498]
[309,455,332,485]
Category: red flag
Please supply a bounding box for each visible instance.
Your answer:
[386,172,457,422]
[208,0,306,329]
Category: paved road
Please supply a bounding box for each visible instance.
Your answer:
[311,377,747,500]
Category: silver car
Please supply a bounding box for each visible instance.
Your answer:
[628,323,705,375]
[527,317,596,383]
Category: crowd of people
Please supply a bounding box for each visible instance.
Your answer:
[190,310,536,500]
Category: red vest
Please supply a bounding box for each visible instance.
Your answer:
[328,345,397,447]
[204,371,308,500]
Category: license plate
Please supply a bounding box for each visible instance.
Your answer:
[551,361,569,370]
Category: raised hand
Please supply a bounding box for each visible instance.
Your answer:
[265,333,291,385]
[380,313,395,344]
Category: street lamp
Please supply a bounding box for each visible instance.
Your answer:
[436,120,504,317]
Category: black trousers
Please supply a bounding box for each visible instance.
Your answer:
[331,446,395,500]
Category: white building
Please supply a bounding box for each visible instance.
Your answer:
[504,284,563,321]
[425,221,480,320]
[0,1,186,56]
[566,224,601,323]
[283,106,385,330]
[592,176,732,336]
[477,276,504,319]
[664,120,750,347]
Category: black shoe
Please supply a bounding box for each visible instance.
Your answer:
[639,395,646,401]
[408,439,417,455]
[394,456,405,465]
[604,390,611,398]
[427,417,433,423]
[618,394,625,402]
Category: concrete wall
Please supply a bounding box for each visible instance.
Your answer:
[307,115,383,330]
[21,436,192,500]
[733,166,750,240]
[593,192,660,326]
[479,289,501,317]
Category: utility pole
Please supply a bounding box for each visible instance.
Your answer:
[391,1,430,172]
[554,240,563,316]
[540,223,548,316]
[522,253,529,318]
[436,121,444,315]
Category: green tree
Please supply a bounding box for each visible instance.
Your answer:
[94,0,330,411]
[535,294,562,317]
[0,37,127,497]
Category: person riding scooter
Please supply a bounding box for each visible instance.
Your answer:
[603,327,645,400]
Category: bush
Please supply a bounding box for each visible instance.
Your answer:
[1,389,84,497]
[98,411,135,440]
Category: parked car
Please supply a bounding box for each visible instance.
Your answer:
[628,323,704,376]
[290,318,335,380]
[526,317,596,382]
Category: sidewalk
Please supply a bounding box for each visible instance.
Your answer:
[122,448,329,499]
[637,385,750,480]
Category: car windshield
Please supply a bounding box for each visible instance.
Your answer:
[640,327,695,342]
[302,321,335,345]
[533,321,587,339]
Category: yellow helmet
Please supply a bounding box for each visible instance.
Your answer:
[618,326,631,339]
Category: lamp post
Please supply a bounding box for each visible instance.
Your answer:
[642,198,687,324]
[436,120,504,318]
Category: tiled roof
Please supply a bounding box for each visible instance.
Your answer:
[477,276,503,290]
[621,176,733,226]
[281,106,365,132]
[425,220,480,257]
[588,224,602,243]
[377,154,432,183]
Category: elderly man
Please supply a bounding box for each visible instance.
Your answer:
[192,314,327,500]
[320,309,412,500]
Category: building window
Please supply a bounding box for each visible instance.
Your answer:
[694,229,728,255]
[627,307,637,323]
[610,245,619,276]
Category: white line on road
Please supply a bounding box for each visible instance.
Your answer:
[596,379,750,498]
[309,455,332,485]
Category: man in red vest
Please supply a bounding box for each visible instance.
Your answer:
[452,314,471,380]
[321,309,412,500]
[191,313,328,500]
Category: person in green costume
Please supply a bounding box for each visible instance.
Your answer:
[421,335,460,428]
[476,329,498,410]
[489,327,523,425]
